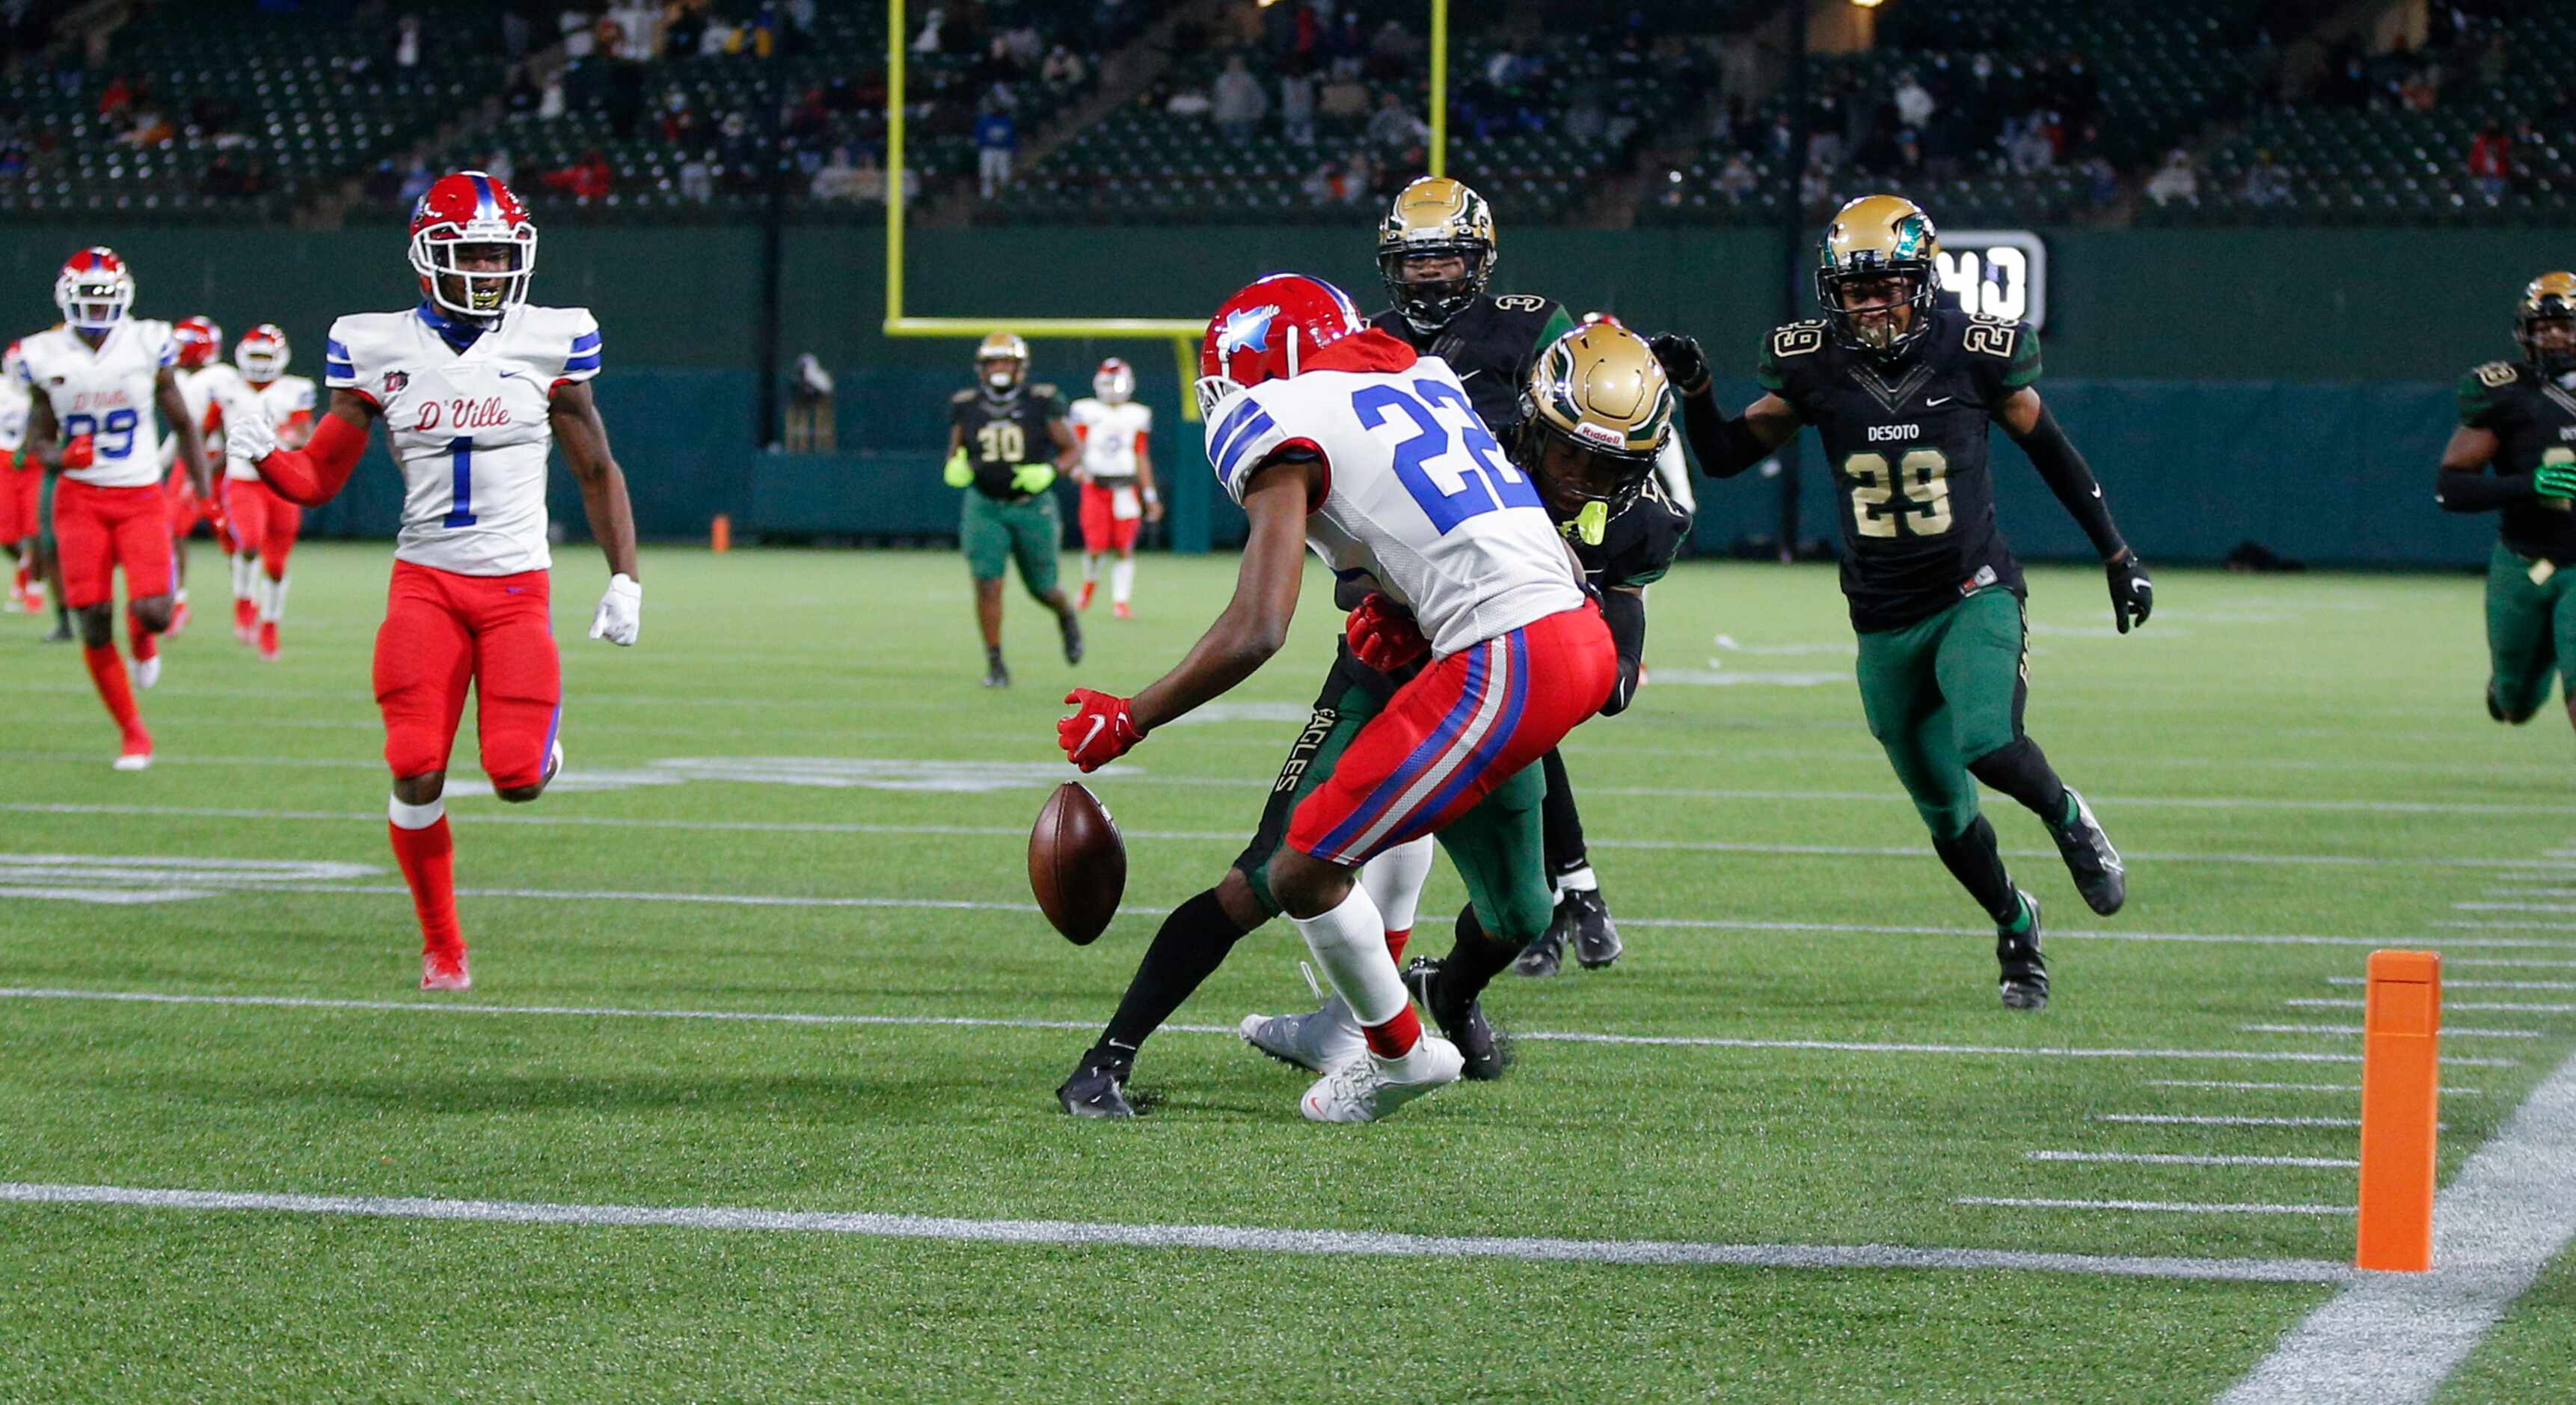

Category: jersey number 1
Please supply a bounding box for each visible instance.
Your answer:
[443,436,477,527]
[1352,379,1539,533]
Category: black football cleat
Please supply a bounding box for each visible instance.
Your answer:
[1404,956,1503,1081]
[1057,1059,1136,1118]
[1565,887,1623,970]
[40,619,72,643]
[2047,787,2126,916]
[982,659,1011,688]
[1512,919,1565,979]
[1997,890,2049,1012]
[1059,611,1084,665]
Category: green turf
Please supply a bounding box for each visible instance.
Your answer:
[1,543,2570,1401]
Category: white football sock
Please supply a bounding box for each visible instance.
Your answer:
[1288,884,1408,1026]
[1111,556,1135,605]
[388,793,445,830]
[260,572,289,623]
[231,553,256,602]
[1358,835,1435,935]
[1081,553,1101,583]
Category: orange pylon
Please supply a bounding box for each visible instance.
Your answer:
[2355,949,2440,1272]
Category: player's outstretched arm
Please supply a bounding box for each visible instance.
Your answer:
[2432,426,2540,509]
[155,367,213,499]
[1059,456,1313,771]
[549,379,643,646]
[238,390,372,506]
[1999,387,2151,632]
[1649,334,1798,479]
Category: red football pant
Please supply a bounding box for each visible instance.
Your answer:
[1078,480,1142,554]
[54,480,174,608]
[374,560,561,791]
[0,464,38,542]
[1289,604,1615,867]
[223,477,301,574]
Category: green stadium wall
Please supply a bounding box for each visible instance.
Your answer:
[4,222,2546,567]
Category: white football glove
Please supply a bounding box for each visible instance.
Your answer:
[224,409,277,468]
[589,572,641,646]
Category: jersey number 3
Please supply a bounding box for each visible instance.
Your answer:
[1352,379,1539,533]
[1844,449,1951,538]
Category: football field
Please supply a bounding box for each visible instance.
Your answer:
[1,543,2571,1401]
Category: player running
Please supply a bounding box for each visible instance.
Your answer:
[1,339,40,617]
[229,171,642,991]
[225,323,314,659]
[19,247,214,768]
[1236,319,1690,1075]
[1055,273,1619,1123]
[944,331,1084,687]
[1066,357,1161,617]
[162,314,247,637]
[1662,195,2147,1011]
[2435,272,2576,746]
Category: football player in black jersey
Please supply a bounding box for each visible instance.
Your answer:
[945,331,1082,688]
[1054,320,1685,1118]
[2436,272,2576,741]
[1369,175,1634,976]
[1656,195,2150,1012]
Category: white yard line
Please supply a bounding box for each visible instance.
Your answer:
[1955,1197,2350,1216]
[2287,998,2575,1014]
[2448,958,2576,969]
[2325,976,2576,991]
[2023,1151,2358,1169]
[0,1181,2356,1285]
[2093,1115,2370,1129]
[0,986,2528,1067]
[2242,1023,2547,1040]
[2215,1047,2576,1405]
[2435,921,2576,933]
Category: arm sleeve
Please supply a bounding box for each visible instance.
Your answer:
[252,408,369,506]
[1678,388,1776,480]
[2008,403,2127,559]
[1598,587,1647,717]
[2437,468,2536,512]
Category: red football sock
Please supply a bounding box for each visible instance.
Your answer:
[387,818,464,960]
[81,643,143,738]
[11,562,27,596]
[1361,1005,1422,1059]
[128,607,158,662]
[1384,926,1411,962]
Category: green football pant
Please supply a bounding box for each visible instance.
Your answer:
[2484,542,2576,721]
[1236,647,1554,945]
[960,490,1061,596]
[1853,587,2029,839]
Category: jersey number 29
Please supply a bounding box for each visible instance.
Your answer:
[63,408,141,461]
[1352,379,1539,533]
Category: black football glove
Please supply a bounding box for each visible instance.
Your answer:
[1647,333,1711,397]
[2106,553,2153,634]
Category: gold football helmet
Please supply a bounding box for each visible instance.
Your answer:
[1517,322,1675,545]
[1377,176,1497,332]
[975,330,1029,391]
[1815,194,1942,358]
[2517,272,2576,376]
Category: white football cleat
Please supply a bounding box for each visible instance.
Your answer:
[111,748,152,772]
[1299,1032,1463,1124]
[421,950,473,991]
[1239,994,1366,1074]
[132,655,160,690]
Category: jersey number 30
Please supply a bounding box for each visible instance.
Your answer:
[1351,379,1539,533]
[1844,449,1952,538]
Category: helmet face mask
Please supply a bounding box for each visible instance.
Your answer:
[1514,323,1673,543]
[976,331,1029,394]
[236,323,290,383]
[1377,177,1497,333]
[2517,272,2576,377]
[55,248,135,334]
[1816,195,1942,359]
[408,171,538,322]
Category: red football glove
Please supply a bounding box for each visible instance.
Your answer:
[1346,593,1429,672]
[60,435,94,471]
[1058,688,1144,772]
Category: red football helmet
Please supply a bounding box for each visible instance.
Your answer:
[236,323,290,382]
[1092,357,1134,405]
[173,315,223,369]
[55,247,135,332]
[408,170,538,319]
[1195,273,1366,418]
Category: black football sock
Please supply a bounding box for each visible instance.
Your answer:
[1087,888,1254,1071]
[1931,814,2024,928]
[1966,737,2072,828]
[984,642,1005,667]
[1539,748,1587,881]
[1441,906,1524,1008]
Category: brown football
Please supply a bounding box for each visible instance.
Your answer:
[1030,781,1126,946]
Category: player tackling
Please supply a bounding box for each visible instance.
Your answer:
[230,171,642,990]
[1056,273,1617,1122]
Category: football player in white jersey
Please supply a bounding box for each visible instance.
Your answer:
[224,323,315,660]
[1056,274,1619,1123]
[1065,357,1161,617]
[18,248,214,768]
[230,171,642,992]
[0,338,39,616]
[162,314,248,637]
